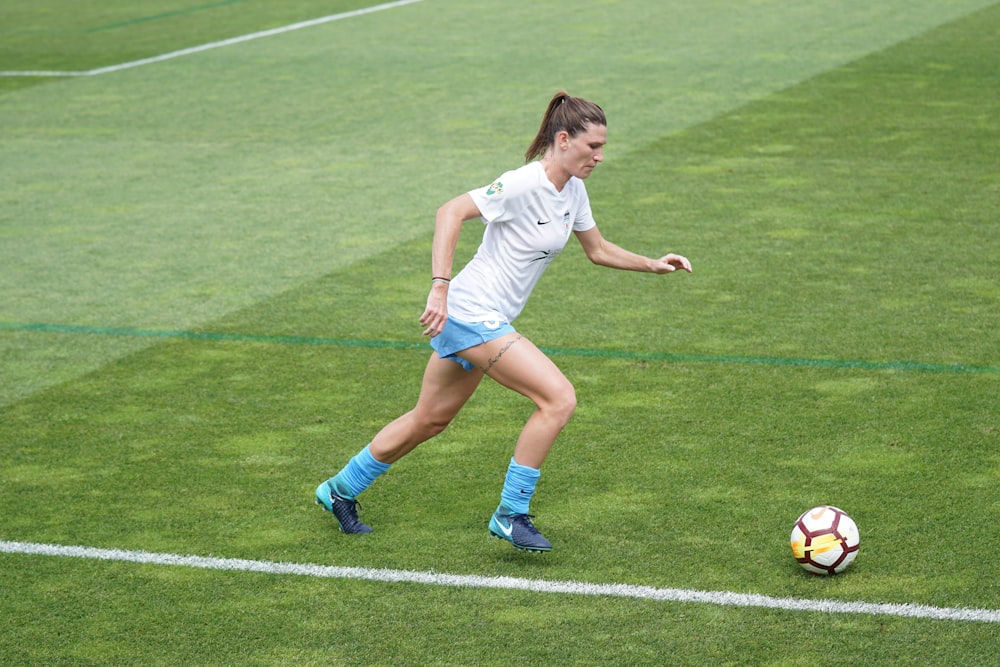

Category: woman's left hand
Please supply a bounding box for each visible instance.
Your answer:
[651,253,692,274]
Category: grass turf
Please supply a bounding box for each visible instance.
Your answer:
[2,0,998,665]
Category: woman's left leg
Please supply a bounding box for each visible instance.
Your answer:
[457,333,576,551]
[459,332,577,467]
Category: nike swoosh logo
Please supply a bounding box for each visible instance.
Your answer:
[537,219,551,225]
[496,519,514,537]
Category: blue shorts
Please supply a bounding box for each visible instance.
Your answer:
[430,316,517,371]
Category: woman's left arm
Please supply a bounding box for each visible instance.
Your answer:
[574,227,692,274]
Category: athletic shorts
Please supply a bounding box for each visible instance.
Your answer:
[429,316,517,371]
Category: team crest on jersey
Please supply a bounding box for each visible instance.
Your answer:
[486,181,504,195]
[562,210,571,230]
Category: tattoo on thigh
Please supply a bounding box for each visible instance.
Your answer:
[483,335,523,375]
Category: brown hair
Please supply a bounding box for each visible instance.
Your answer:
[524,91,606,163]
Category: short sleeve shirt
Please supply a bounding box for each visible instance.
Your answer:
[447,161,597,323]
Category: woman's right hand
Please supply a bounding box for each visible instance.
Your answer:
[420,282,449,337]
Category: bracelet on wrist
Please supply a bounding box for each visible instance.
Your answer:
[431,276,451,285]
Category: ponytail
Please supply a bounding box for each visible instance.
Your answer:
[524,91,606,163]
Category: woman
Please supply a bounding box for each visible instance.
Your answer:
[316,91,691,552]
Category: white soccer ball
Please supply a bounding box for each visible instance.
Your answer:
[790,505,860,575]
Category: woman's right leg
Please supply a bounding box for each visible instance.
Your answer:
[316,352,483,533]
[369,352,485,463]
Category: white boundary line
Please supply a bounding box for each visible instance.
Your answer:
[2,539,998,624]
[0,0,423,77]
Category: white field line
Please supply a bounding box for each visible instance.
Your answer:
[2,539,998,624]
[0,0,423,77]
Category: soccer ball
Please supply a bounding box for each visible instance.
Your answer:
[790,506,860,575]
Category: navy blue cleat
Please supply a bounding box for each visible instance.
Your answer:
[315,480,372,534]
[489,506,552,552]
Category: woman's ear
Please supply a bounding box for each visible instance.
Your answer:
[555,130,570,150]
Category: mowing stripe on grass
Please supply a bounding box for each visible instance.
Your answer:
[0,0,423,77]
[2,321,996,375]
[2,539,997,624]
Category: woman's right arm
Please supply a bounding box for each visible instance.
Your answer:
[419,193,482,337]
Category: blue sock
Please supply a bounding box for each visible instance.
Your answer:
[330,444,391,499]
[499,458,540,515]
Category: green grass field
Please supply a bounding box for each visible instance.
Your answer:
[2,1,998,664]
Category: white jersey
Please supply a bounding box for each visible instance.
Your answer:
[447,161,597,323]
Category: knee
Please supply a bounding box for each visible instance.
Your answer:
[414,413,453,440]
[423,419,451,439]
[545,383,577,425]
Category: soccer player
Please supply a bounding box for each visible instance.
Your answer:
[316,91,691,551]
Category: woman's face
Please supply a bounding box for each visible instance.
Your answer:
[559,123,606,180]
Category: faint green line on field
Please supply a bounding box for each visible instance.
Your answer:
[3,322,997,375]
[84,0,244,33]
